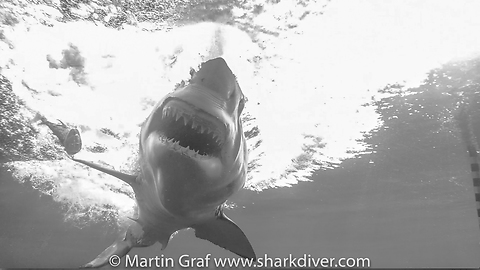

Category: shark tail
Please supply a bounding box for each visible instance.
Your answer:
[82,223,143,268]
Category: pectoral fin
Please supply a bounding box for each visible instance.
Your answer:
[72,158,137,186]
[192,210,256,259]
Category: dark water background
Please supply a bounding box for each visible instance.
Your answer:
[1,60,480,268]
[1,148,479,268]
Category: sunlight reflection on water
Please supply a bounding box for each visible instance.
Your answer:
[3,0,480,240]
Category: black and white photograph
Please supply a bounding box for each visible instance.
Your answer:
[1,0,480,268]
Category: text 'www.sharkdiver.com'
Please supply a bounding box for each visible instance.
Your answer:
[109,254,371,268]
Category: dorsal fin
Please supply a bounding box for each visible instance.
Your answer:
[73,158,137,186]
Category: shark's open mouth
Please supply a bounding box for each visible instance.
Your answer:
[157,99,225,157]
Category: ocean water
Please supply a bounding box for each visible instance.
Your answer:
[2,0,480,268]
[2,70,480,268]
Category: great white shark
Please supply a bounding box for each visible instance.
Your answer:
[72,57,255,268]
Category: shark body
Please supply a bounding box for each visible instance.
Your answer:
[73,57,255,268]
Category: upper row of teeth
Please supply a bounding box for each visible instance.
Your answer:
[162,106,223,143]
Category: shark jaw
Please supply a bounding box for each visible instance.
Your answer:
[143,96,229,181]
[155,98,225,159]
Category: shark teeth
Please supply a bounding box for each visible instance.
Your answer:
[159,136,209,159]
[159,103,225,156]
[161,106,224,144]
[162,106,220,138]
[163,106,172,118]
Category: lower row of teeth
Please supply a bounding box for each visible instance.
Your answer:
[160,137,207,157]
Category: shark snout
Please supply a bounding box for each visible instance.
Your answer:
[171,84,229,120]
[189,57,237,100]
